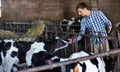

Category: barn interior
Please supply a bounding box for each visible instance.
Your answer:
[0,0,120,72]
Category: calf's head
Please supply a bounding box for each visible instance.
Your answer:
[44,36,68,55]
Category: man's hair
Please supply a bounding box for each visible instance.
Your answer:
[76,2,89,10]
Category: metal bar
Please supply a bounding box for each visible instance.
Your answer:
[45,31,119,40]
[18,49,120,72]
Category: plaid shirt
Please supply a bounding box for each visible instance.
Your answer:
[75,10,112,44]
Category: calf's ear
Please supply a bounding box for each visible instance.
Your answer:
[104,55,118,64]
[74,65,79,72]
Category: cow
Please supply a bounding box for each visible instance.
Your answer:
[60,17,81,33]
[66,51,106,72]
[30,51,65,72]
[46,51,116,72]
[59,17,86,50]
[0,36,68,72]
[0,39,19,72]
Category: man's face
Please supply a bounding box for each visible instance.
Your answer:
[77,8,86,17]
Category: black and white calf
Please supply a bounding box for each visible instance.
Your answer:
[48,51,116,72]
[66,51,106,72]
[60,17,81,33]
[0,39,19,72]
[0,36,68,72]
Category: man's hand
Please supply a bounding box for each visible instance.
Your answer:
[67,38,74,44]
[107,26,112,33]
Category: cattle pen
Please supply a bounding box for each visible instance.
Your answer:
[0,20,120,72]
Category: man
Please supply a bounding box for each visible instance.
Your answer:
[68,2,112,53]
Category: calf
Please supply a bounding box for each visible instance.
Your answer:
[31,52,64,72]
[0,39,19,72]
[48,51,115,72]
[0,36,68,72]
[66,51,106,72]
[60,17,81,33]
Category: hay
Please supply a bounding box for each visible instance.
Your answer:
[17,21,45,42]
[0,30,19,39]
[24,21,45,37]
[0,21,45,42]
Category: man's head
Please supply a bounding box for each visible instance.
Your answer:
[76,2,90,17]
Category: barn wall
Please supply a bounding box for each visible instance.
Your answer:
[1,0,64,22]
[0,0,120,24]
[98,0,120,25]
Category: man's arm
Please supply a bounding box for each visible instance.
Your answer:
[98,11,112,33]
[68,20,85,44]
